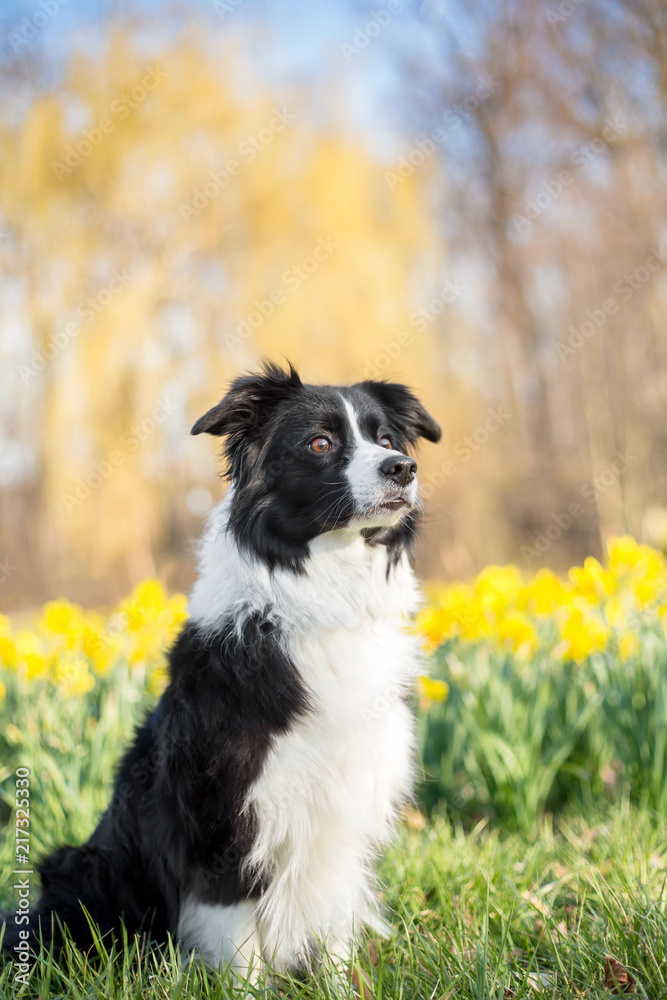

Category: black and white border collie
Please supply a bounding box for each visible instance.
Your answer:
[2,362,441,982]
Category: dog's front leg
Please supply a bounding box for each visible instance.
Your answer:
[177,897,263,985]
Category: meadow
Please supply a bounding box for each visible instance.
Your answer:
[1,536,665,997]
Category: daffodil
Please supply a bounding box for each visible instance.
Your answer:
[42,600,86,643]
[475,564,523,616]
[94,635,125,674]
[417,676,449,704]
[569,557,615,605]
[165,594,189,638]
[416,606,454,650]
[14,630,48,678]
[124,579,168,630]
[520,569,569,616]
[129,628,168,666]
[559,606,609,661]
[496,613,537,654]
[53,657,95,697]
[0,635,16,668]
[608,535,646,571]
[147,665,170,696]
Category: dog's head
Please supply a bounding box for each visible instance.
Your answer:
[192,362,441,569]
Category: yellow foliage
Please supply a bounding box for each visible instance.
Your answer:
[1,32,444,597]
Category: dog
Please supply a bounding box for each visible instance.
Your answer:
[2,362,440,982]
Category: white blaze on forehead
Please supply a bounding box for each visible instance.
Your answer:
[341,396,384,506]
[341,396,364,444]
[340,395,417,519]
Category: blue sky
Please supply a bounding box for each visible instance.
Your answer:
[1,0,452,157]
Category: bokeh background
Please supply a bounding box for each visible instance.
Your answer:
[2,0,667,610]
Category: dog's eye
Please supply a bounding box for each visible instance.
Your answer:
[378,436,392,449]
[309,436,331,453]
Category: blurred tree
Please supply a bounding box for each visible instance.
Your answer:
[0,27,447,606]
[400,0,667,570]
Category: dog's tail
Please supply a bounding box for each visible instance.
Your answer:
[1,843,135,962]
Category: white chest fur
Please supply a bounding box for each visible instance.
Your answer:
[244,531,423,967]
[187,505,424,970]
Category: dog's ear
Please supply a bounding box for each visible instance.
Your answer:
[191,362,301,437]
[359,380,441,445]
[192,362,302,475]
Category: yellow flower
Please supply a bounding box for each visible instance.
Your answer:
[632,575,664,607]
[147,665,169,696]
[496,613,537,654]
[607,535,644,571]
[0,679,6,701]
[416,605,460,648]
[53,657,95,697]
[23,653,48,679]
[559,606,609,660]
[520,569,569,616]
[81,623,105,661]
[165,594,189,638]
[0,636,16,667]
[124,579,168,630]
[128,625,168,666]
[569,557,615,604]
[417,676,449,702]
[416,606,449,650]
[607,536,665,602]
[15,630,42,657]
[475,564,523,615]
[42,600,85,639]
[417,582,482,648]
[94,635,125,675]
[14,631,48,678]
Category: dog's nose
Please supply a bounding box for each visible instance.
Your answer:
[380,454,417,486]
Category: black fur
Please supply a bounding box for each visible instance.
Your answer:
[2,615,307,957]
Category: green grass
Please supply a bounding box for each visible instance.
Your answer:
[420,626,667,830]
[1,656,666,997]
[1,805,665,998]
